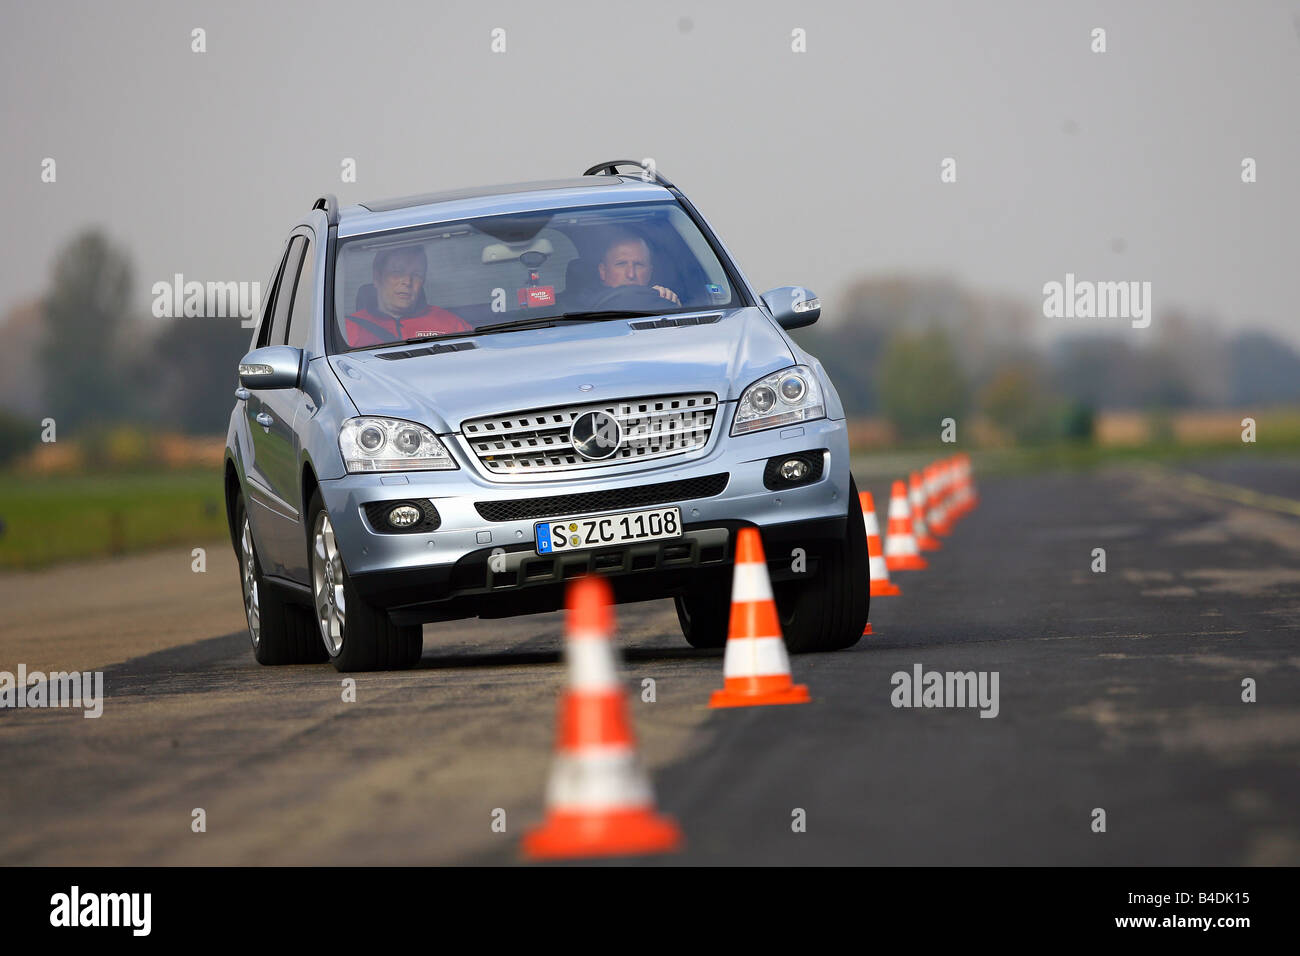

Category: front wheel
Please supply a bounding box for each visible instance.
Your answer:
[673,579,731,649]
[772,475,870,653]
[308,491,423,672]
[235,494,325,665]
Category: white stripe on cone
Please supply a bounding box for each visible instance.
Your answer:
[910,482,932,539]
[566,635,620,690]
[885,534,920,558]
[545,747,654,811]
[863,502,895,585]
[731,562,774,603]
[722,634,792,679]
[862,503,883,538]
[884,491,920,558]
[956,460,975,511]
[927,470,947,528]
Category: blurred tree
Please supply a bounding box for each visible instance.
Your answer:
[791,323,885,415]
[0,409,35,467]
[1228,332,1300,406]
[978,364,1059,444]
[1140,351,1194,409]
[38,230,133,432]
[1060,402,1095,443]
[876,327,966,440]
[146,317,252,433]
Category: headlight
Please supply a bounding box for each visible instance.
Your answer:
[339,417,457,472]
[731,365,825,435]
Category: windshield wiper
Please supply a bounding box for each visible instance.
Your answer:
[471,310,663,333]
[555,309,663,321]
[374,310,661,350]
[387,317,558,345]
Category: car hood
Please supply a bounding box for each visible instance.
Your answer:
[328,307,795,433]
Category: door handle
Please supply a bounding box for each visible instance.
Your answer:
[235,387,251,401]
[256,412,274,427]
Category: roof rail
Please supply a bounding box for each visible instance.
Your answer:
[582,159,676,189]
[312,194,339,227]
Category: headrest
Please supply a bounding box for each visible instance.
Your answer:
[565,258,598,291]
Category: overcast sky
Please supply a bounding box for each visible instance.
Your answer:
[2,0,1297,344]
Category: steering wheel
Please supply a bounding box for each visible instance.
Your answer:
[583,283,679,312]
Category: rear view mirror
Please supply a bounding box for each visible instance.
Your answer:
[761,286,821,330]
[238,345,302,390]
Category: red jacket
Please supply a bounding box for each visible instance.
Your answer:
[345,305,472,347]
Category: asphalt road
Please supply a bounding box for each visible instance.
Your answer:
[2,458,1298,865]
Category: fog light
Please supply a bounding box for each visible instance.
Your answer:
[388,505,421,528]
[780,458,809,481]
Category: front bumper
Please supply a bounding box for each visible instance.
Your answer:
[319,411,850,623]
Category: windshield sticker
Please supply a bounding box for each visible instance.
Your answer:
[517,286,556,308]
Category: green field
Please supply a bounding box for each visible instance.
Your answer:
[0,470,229,570]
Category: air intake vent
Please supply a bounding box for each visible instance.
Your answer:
[628,313,722,330]
[475,473,729,522]
[377,341,477,361]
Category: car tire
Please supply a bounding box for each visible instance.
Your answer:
[235,494,327,665]
[673,578,731,649]
[307,490,423,672]
[771,475,870,653]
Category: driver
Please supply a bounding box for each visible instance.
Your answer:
[591,232,680,306]
[346,245,472,347]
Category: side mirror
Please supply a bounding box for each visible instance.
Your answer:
[761,286,821,330]
[238,345,303,390]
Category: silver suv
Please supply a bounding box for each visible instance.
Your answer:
[224,161,868,671]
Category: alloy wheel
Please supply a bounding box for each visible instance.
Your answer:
[240,516,261,646]
[312,510,346,656]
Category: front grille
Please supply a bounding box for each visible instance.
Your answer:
[461,392,717,476]
[475,473,729,522]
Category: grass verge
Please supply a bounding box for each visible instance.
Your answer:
[0,469,228,571]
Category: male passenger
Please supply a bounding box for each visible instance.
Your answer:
[346,245,472,347]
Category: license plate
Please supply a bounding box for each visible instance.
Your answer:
[535,506,682,555]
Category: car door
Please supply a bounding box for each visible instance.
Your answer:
[244,233,310,576]
[279,232,319,583]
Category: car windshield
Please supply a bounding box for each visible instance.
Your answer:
[332,201,741,352]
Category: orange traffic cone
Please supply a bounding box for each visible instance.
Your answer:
[884,480,929,571]
[523,575,682,859]
[911,471,942,551]
[956,453,978,516]
[954,458,970,521]
[709,527,810,708]
[944,457,966,523]
[926,463,952,536]
[862,491,901,598]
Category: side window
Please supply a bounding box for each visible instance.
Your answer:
[255,240,293,348]
[286,237,316,350]
[269,236,308,347]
